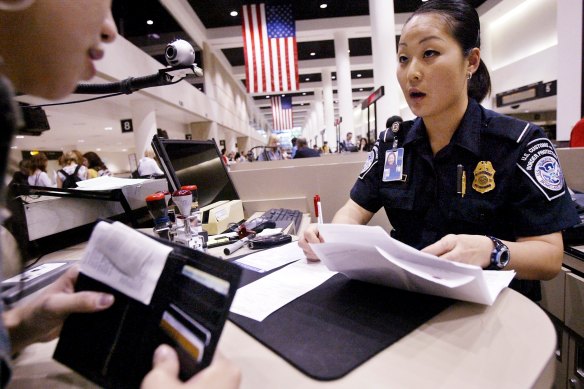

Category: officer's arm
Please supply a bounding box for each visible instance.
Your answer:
[422,232,563,280]
[332,199,374,225]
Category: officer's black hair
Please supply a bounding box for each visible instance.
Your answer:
[406,0,491,102]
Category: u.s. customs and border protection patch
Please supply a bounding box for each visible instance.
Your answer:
[472,161,496,193]
[517,138,565,201]
[359,141,379,179]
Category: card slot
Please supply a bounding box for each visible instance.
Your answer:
[167,303,212,345]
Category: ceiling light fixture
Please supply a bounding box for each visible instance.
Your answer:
[320,3,327,9]
[265,95,270,99]
[104,127,113,131]
[357,74,362,78]
[310,52,316,56]
[230,10,238,17]
[146,20,154,25]
[15,135,24,139]
[305,77,310,81]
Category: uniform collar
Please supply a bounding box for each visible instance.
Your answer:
[403,99,483,157]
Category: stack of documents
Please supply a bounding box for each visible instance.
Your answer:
[311,224,515,305]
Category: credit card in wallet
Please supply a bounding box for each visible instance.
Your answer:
[160,310,207,362]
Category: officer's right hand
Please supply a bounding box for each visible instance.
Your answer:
[299,223,324,262]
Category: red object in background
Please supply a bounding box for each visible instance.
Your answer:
[570,118,584,147]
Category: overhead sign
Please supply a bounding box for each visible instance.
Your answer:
[496,80,556,107]
[361,86,385,109]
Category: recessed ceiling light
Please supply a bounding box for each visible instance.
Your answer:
[10,146,17,149]
[302,92,307,95]
[320,4,327,9]
[230,10,238,17]
[265,95,270,99]
[359,88,363,91]
[305,77,310,81]
[357,73,362,78]
[146,20,154,25]
[15,135,24,139]
[104,127,113,131]
[332,75,336,79]
[310,52,316,56]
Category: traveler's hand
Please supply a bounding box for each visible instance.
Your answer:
[141,345,241,389]
[421,234,492,268]
[3,265,114,354]
[298,223,324,261]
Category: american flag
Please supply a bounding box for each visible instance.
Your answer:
[242,3,299,94]
[271,95,293,130]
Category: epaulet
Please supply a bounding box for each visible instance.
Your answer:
[484,115,534,144]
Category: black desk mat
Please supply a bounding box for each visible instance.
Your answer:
[229,269,454,381]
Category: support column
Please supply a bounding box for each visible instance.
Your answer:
[557,0,583,140]
[322,69,335,148]
[334,31,354,137]
[369,0,401,129]
[131,100,158,160]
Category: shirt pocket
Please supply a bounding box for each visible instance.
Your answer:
[446,196,499,234]
[379,185,415,211]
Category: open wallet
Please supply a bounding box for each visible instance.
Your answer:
[53,220,241,389]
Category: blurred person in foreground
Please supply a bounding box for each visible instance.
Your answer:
[0,1,240,387]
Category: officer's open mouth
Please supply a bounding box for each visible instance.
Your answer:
[410,91,426,98]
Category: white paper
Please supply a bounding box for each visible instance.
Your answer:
[311,224,515,305]
[75,176,151,190]
[80,221,172,305]
[235,241,306,272]
[230,260,336,321]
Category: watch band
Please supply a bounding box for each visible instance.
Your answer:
[486,236,510,270]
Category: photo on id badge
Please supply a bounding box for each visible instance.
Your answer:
[383,148,404,182]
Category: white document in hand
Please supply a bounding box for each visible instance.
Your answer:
[310,224,515,305]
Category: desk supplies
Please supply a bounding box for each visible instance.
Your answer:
[223,234,255,255]
[53,221,241,389]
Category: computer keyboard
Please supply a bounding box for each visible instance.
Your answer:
[261,208,303,234]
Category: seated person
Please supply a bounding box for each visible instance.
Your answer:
[138,149,164,177]
[294,137,321,158]
[299,0,579,302]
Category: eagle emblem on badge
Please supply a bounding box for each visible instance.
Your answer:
[472,161,496,193]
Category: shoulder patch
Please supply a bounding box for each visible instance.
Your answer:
[516,138,565,201]
[359,141,379,179]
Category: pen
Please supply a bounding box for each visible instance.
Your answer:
[317,200,323,224]
[223,235,253,255]
[456,164,466,198]
[314,194,320,218]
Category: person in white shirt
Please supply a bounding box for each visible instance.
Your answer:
[27,152,53,187]
[138,149,164,177]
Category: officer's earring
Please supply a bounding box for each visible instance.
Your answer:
[467,72,473,80]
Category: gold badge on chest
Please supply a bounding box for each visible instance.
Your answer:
[472,161,496,194]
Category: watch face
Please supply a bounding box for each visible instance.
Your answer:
[489,236,510,269]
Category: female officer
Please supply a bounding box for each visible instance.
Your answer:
[299,0,579,300]
[0,1,239,387]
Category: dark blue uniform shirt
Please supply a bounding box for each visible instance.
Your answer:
[350,99,580,300]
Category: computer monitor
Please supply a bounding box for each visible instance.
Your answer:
[151,136,239,208]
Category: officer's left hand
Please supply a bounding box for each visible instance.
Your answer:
[421,234,492,268]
